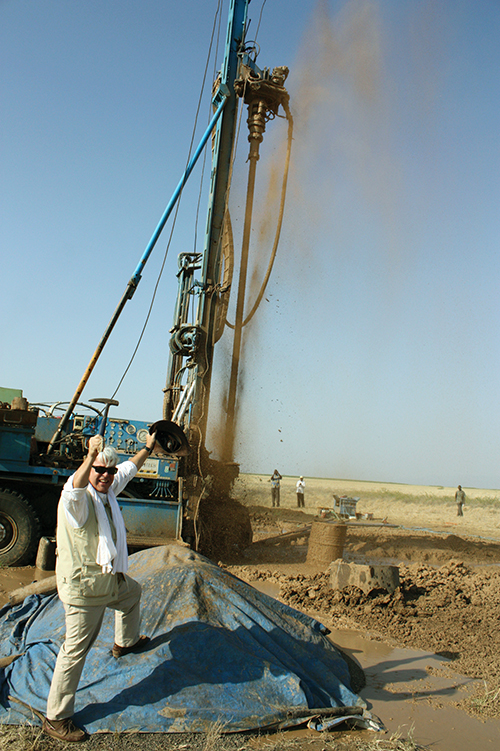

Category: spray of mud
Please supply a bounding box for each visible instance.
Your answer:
[287,0,402,265]
[207,0,446,471]
[286,0,449,278]
[207,0,391,465]
[213,134,291,464]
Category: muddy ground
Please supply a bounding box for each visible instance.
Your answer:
[1,476,500,750]
[229,507,500,717]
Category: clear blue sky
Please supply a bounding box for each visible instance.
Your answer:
[2,0,500,489]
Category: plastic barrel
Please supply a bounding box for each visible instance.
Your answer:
[306,520,347,566]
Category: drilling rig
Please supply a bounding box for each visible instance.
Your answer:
[0,0,292,566]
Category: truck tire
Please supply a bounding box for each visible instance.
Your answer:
[0,489,41,566]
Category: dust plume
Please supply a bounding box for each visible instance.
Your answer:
[285,0,402,266]
[207,0,447,466]
[209,0,392,462]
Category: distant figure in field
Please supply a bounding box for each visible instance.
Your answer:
[296,476,305,508]
[270,469,282,507]
[455,485,466,516]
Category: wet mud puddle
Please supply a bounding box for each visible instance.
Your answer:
[252,581,500,751]
[0,566,54,609]
[332,628,500,751]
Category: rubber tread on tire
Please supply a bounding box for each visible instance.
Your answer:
[0,488,41,566]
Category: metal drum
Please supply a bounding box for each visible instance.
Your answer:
[306,520,347,566]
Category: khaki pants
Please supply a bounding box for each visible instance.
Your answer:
[47,574,141,720]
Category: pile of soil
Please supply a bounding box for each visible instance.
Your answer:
[284,562,498,714]
[227,506,500,720]
[345,526,500,567]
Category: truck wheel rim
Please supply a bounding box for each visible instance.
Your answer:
[0,512,18,552]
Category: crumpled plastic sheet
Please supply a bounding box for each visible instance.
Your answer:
[0,544,382,733]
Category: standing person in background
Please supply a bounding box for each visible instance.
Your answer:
[455,485,466,516]
[270,469,282,508]
[44,431,156,742]
[296,476,305,508]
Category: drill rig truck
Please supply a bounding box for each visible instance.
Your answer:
[0,0,292,567]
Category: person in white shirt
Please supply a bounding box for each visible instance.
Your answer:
[296,476,305,508]
[44,431,156,742]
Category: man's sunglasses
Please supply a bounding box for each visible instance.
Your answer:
[92,466,118,476]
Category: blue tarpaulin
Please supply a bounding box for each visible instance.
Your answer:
[0,545,368,733]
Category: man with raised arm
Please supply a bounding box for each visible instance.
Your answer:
[44,431,156,742]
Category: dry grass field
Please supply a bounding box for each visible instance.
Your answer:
[233,473,500,540]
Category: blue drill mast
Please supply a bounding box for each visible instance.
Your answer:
[0,0,291,566]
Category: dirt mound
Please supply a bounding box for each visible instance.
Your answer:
[229,558,500,720]
[229,506,500,721]
[280,561,500,694]
[444,533,470,551]
[345,526,500,566]
[245,506,500,567]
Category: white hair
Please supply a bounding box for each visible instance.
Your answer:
[95,446,119,467]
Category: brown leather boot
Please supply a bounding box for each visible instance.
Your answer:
[112,634,150,658]
[43,717,87,742]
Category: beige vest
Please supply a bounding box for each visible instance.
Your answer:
[56,490,119,606]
